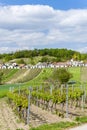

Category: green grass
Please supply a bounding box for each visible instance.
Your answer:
[30,116,87,130]
[25,68,53,87]
[68,67,87,90]
[75,116,87,124]
[30,121,76,130]
[0,83,24,98]
[68,67,81,82]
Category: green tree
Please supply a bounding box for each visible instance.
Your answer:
[3,55,13,62]
[40,56,49,62]
[51,68,72,84]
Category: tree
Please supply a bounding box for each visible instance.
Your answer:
[3,55,12,62]
[51,68,72,84]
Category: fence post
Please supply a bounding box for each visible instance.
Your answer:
[66,84,69,118]
[50,85,53,95]
[81,95,84,111]
[27,87,31,125]
[19,85,20,95]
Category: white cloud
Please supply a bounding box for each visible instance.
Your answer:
[78,47,87,53]
[0,5,87,53]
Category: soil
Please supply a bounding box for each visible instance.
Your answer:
[0,98,71,130]
[2,98,86,130]
[0,98,29,130]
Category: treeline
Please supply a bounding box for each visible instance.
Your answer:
[0,48,87,62]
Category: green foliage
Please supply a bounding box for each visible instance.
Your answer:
[30,121,76,130]
[75,116,87,124]
[6,84,85,130]
[51,68,72,84]
[16,59,26,64]
[40,55,57,63]
[0,48,85,62]
[7,92,28,108]
[3,55,13,62]
[68,88,84,100]
[30,57,35,65]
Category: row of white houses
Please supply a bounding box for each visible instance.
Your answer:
[0,59,87,69]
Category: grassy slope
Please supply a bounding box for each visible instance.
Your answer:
[68,67,81,82]
[25,67,81,87]
[16,68,42,83]
[5,68,42,84]
[25,68,53,87]
[0,68,42,97]
[0,67,85,97]
[2,69,18,83]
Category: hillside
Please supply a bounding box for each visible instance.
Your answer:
[0,48,86,64]
[0,67,83,85]
[1,68,42,84]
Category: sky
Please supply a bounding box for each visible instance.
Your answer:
[0,0,87,53]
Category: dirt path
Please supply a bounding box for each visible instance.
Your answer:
[69,124,87,130]
[0,98,29,130]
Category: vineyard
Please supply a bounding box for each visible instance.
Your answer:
[7,83,87,126]
[7,68,42,84]
[0,68,42,84]
[0,67,87,129]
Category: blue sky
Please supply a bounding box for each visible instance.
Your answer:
[1,0,87,10]
[0,0,87,53]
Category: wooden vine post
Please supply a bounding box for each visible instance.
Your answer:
[27,87,32,125]
[66,84,69,118]
[50,85,53,95]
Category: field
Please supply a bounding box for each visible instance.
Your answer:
[0,67,87,130]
